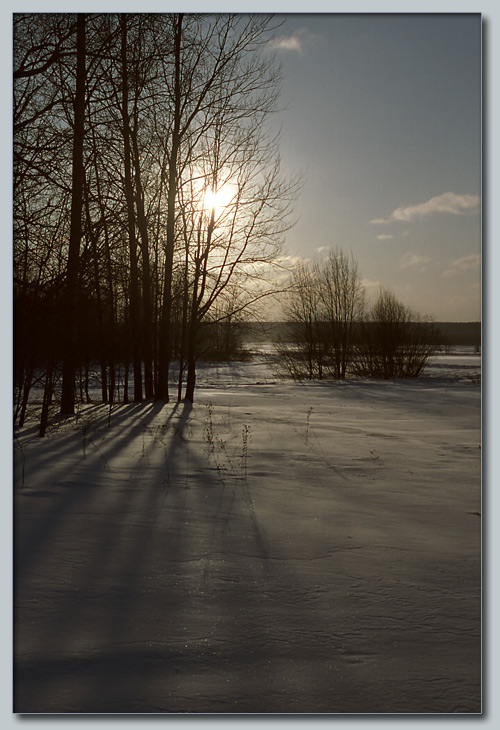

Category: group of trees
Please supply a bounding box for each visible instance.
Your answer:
[13,12,440,436]
[275,249,439,381]
[14,12,297,431]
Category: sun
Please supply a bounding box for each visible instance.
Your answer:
[203,185,233,219]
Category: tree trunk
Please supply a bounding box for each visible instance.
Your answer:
[90,124,116,403]
[123,361,129,404]
[157,14,183,402]
[121,15,142,402]
[131,126,154,399]
[85,361,90,403]
[177,235,190,402]
[184,254,202,405]
[184,317,197,404]
[18,362,35,428]
[39,362,54,437]
[85,186,108,402]
[60,13,86,415]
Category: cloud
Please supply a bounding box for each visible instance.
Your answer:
[360,278,382,292]
[245,254,309,280]
[268,34,304,53]
[376,234,394,240]
[316,246,329,253]
[452,254,481,270]
[276,254,309,267]
[267,27,318,54]
[371,193,480,225]
[400,252,432,270]
[443,254,481,278]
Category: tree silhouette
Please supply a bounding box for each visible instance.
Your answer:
[13,13,297,427]
[354,290,439,379]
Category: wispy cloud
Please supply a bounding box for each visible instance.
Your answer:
[360,278,383,292]
[371,193,480,225]
[277,254,309,267]
[267,27,317,54]
[443,254,480,278]
[376,234,394,240]
[400,252,432,270]
[268,34,303,53]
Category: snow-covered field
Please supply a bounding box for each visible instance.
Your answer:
[14,350,481,713]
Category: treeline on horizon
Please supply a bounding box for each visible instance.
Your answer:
[238,321,482,348]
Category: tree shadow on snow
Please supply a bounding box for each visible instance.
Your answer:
[13,395,481,714]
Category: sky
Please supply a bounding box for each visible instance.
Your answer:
[6,11,482,325]
[265,13,481,321]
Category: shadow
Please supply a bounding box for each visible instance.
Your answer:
[14,401,167,575]
[14,389,481,714]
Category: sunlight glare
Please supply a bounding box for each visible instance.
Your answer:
[203,185,233,219]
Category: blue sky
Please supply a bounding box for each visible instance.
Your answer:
[267,13,481,321]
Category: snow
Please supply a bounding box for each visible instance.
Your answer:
[14,350,481,713]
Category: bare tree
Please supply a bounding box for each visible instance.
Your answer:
[319,249,365,379]
[354,289,438,379]
[13,13,299,422]
[275,250,364,380]
[179,126,298,402]
[60,13,86,414]
[119,14,144,402]
[156,13,286,402]
[278,263,326,380]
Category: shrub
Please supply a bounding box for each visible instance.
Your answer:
[354,290,438,379]
[274,250,365,380]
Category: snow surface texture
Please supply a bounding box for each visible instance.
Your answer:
[14,350,481,713]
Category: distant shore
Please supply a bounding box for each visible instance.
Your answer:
[236,321,481,348]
